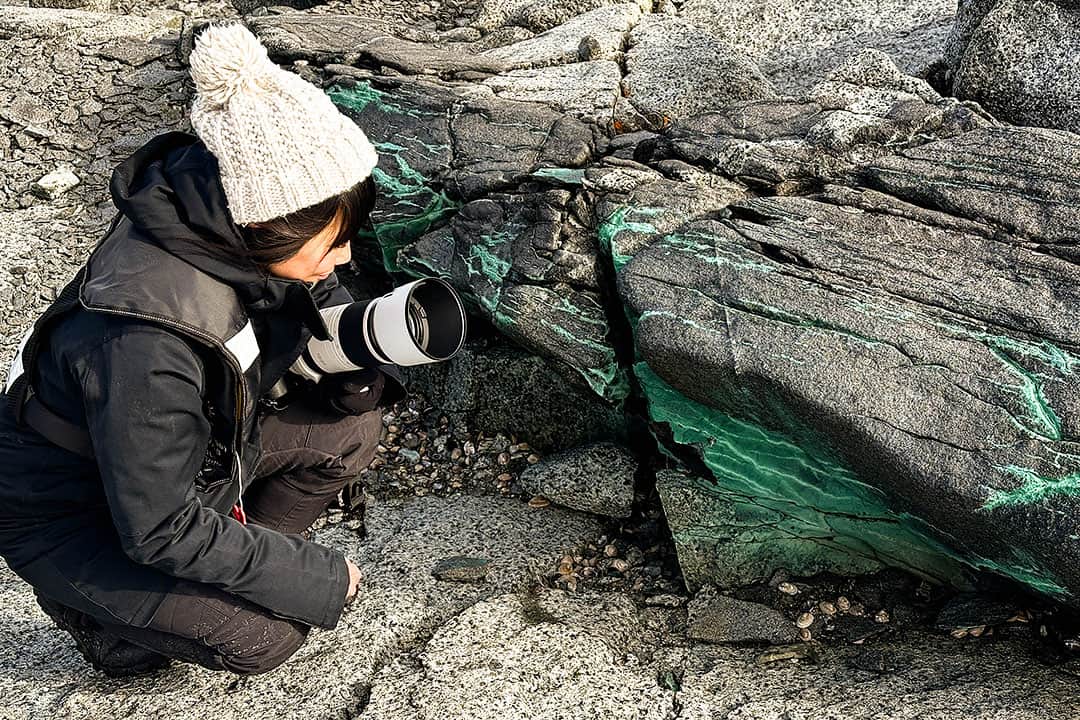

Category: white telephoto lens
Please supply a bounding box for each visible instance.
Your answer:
[370,280,436,365]
[297,304,369,381]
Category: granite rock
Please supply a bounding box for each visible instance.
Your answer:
[519,441,637,518]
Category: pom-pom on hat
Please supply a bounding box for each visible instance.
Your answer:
[188,22,378,225]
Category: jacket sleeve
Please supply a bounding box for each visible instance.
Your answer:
[77,324,350,630]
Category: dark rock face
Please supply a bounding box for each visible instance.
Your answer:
[945,0,1080,132]
[404,344,628,453]
[620,127,1080,600]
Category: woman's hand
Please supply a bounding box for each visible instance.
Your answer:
[345,557,363,604]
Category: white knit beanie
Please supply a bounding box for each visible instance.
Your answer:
[188,22,378,225]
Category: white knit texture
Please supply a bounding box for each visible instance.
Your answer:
[188,22,378,225]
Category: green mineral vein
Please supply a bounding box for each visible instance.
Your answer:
[596,206,664,272]
[984,466,1080,510]
[641,356,1073,598]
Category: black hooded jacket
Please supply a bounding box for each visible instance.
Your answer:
[0,131,402,630]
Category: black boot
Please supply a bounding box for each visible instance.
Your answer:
[34,591,173,678]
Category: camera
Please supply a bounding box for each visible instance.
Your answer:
[268,277,467,400]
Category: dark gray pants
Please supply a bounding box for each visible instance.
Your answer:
[35,399,382,676]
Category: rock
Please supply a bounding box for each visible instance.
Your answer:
[934,595,1020,632]
[481,60,622,127]
[396,187,622,400]
[231,0,325,13]
[474,3,644,70]
[29,0,112,8]
[621,15,776,130]
[362,590,668,719]
[0,495,604,717]
[94,37,172,66]
[678,0,956,94]
[432,556,491,582]
[30,167,80,200]
[0,92,55,127]
[687,587,801,645]
[403,342,629,454]
[947,0,1080,132]
[471,0,648,34]
[619,122,1080,604]
[518,442,636,518]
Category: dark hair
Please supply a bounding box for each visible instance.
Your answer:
[239,175,377,269]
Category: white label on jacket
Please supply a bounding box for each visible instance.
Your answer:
[223,320,259,374]
[4,326,33,393]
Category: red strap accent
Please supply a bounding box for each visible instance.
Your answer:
[231,503,247,524]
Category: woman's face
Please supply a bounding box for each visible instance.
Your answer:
[267,211,352,284]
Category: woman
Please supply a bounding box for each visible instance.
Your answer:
[0,23,404,676]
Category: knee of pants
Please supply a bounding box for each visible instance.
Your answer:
[220,618,310,676]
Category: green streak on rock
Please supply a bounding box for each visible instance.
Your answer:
[369,155,459,273]
[846,296,1075,444]
[532,167,586,185]
[984,466,1080,510]
[635,360,976,587]
[596,206,664,272]
[988,347,1062,441]
[327,82,426,119]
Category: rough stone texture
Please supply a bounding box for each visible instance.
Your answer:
[0,6,188,373]
[404,343,629,453]
[686,587,801,645]
[0,495,605,718]
[620,122,1080,602]
[621,15,776,130]
[362,590,671,720]
[474,2,643,70]
[481,60,621,127]
[948,0,1080,132]
[678,0,957,94]
[431,555,491,582]
[519,441,636,518]
[470,0,646,33]
[635,51,991,194]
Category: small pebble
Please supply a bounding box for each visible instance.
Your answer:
[527,495,550,508]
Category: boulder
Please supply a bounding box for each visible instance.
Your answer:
[677,0,956,94]
[618,125,1080,602]
[519,442,637,517]
[621,15,776,130]
[946,0,1080,132]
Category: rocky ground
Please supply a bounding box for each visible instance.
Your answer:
[1,1,1080,719]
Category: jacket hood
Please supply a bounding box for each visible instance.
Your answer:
[107,131,336,334]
